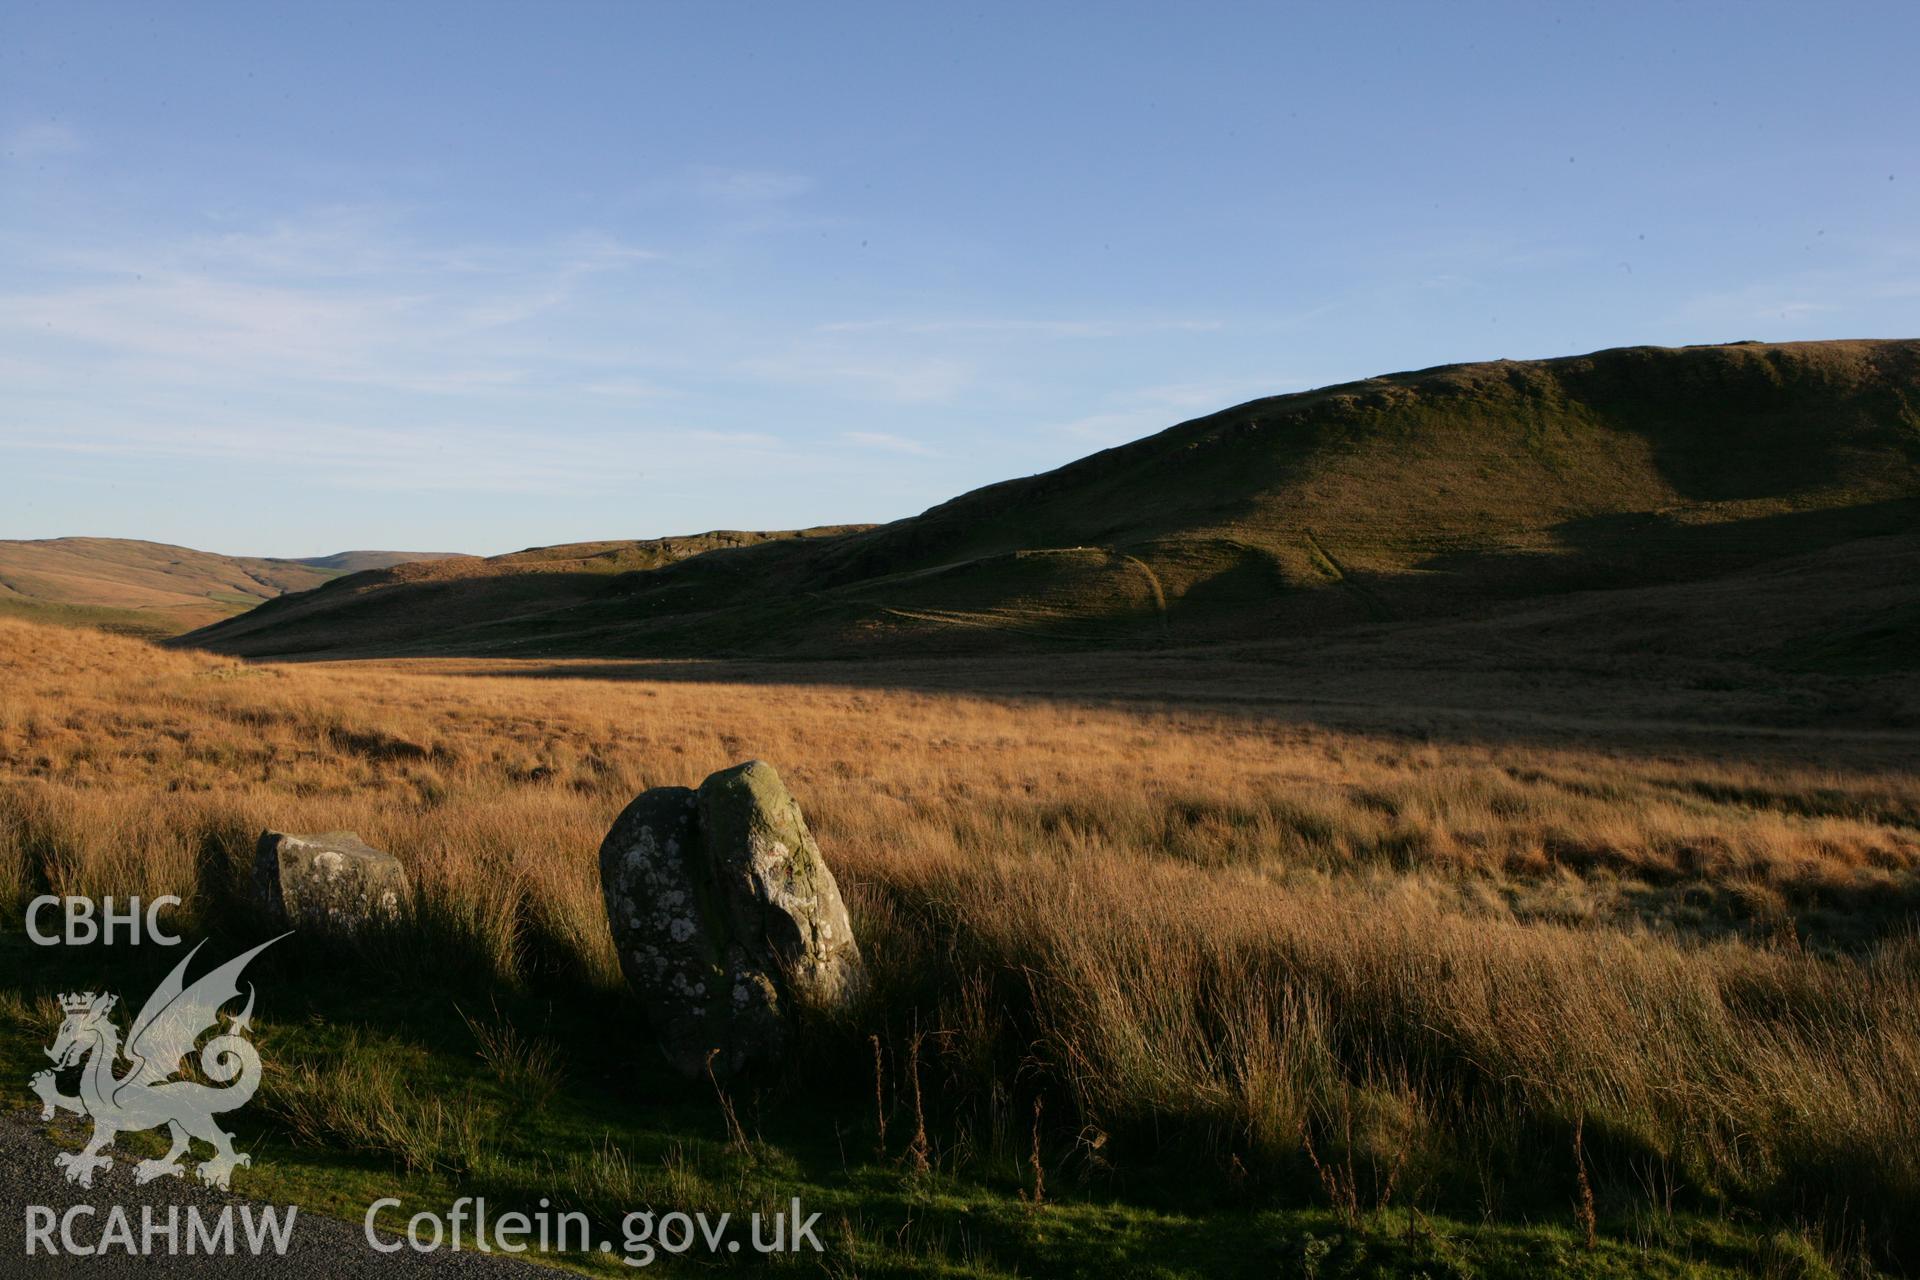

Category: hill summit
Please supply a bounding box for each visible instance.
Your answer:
[185,339,1920,661]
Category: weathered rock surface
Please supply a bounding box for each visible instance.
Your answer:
[596,787,783,1078]
[254,830,408,935]
[696,761,864,1007]
[599,761,863,1077]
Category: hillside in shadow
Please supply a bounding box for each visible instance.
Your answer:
[182,339,1920,665]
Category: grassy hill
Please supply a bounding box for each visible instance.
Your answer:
[289,549,473,573]
[185,339,1920,661]
[0,537,467,637]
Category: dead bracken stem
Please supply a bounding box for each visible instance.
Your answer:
[1573,1114,1597,1250]
[906,1031,931,1175]
[1025,1096,1045,1208]
[704,1048,749,1153]
[870,1033,888,1157]
[1300,1116,1359,1227]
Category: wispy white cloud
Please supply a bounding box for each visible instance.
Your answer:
[2,413,808,497]
[0,209,662,395]
[582,377,674,399]
[0,194,1295,524]
[61,205,659,278]
[3,122,82,162]
[1049,377,1300,446]
[620,165,816,214]
[1131,380,1288,411]
[2,272,421,372]
[1770,301,1840,321]
[682,428,785,451]
[1668,276,1854,331]
[818,316,1221,339]
[742,310,1232,410]
[684,167,813,204]
[842,430,945,458]
[5,419,625,494]
[742,349,972,403]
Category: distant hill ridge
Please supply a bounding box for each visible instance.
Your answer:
[290,550,472,574]
[0,538,469,637]
[182,338,1920,661]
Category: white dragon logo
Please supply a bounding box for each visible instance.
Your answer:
[28,936,284,1190]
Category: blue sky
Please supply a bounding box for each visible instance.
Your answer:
[3,1,1915,557]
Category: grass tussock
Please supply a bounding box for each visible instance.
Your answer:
[458,1002,566,1109]
[262,1032,485,1176]
[3,616,1918,1266]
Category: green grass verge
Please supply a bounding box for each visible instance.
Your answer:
[0,935,1859,1278]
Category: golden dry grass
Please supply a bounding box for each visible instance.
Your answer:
[3,615,1918,1254]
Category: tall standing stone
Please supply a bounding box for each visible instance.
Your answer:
[696,760,864,1009]
[598,786,782,1078]
[599,761,863,1077]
